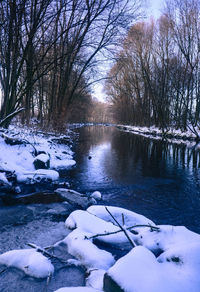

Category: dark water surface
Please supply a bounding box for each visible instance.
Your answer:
[66,125,200,233]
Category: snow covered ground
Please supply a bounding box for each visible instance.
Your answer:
[0,125,76,185]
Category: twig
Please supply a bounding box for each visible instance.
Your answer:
[0,267,8,275]
[122,213,125,226]
[27,243,67,264]
[105,207,136,248]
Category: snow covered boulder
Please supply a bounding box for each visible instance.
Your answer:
[65,209,138,251]
[64,228,115,270]
[134,225,200,254]
[104,243,200,292]
[33,153,50,169]
[0,249,54,278]
[87,205,155,228]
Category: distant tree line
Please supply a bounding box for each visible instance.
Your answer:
[0,0,140,129]
[106,0,200,136]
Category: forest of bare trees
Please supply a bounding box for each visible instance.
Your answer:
[106,0,200,136]
[0,0,140,129]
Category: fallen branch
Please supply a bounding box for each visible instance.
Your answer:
[0,108,25,128]
[86,224,160,240]
[105,207,136,248]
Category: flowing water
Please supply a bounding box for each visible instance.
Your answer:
[66,125,200,233]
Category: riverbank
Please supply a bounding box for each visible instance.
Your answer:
[0,124,76,189]
[117,124,200,146]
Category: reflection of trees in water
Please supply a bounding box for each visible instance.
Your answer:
[74,126,115,162]
[111,131,200,176]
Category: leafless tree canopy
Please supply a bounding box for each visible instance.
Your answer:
[106,0,200,138]
[0,0,140,128]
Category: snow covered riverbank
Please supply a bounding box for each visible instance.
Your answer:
[0,125,76,188]
[117,124,200,146]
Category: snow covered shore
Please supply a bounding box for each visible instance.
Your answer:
[117,124,200,146]
[0,125,76,187]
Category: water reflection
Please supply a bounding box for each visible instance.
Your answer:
[67,126,200,233]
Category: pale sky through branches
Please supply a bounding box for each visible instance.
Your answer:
[94,0,164,102]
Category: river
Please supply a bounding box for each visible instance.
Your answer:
[66,125,200,233]
[0,124,200,291]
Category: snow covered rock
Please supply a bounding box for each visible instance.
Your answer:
[87,205,155,228]
[64,228,115,270]
[104,246,161,292]
[0,249,54,278]
[104,243,200,292]
[90,191,102,200]
[134,225,200,254]
[65,209,142,248]
[33,153,50,169]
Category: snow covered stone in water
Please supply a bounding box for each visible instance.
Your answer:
[33,153,50,169]
[0,249,54,278]
[104,246,162,292]
[90,191,102,200]
[65,209,135,248]
[104,243,200,292]
[87,205,155,228]
[64,228,115,270]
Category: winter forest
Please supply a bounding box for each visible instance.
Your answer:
[106,0,200,135]
[0,0,140,129]
[1,1,200,292]
[0,0,200,135]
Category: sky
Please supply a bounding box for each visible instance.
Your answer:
[147,0,163,17]
[94,0,164,103]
